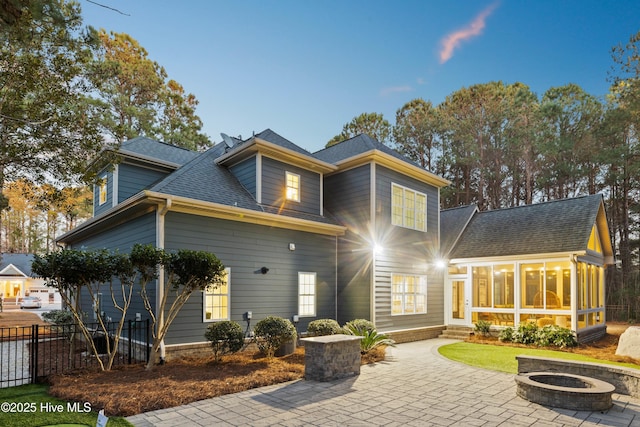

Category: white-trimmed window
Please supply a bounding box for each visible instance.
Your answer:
[98,176,107,206]
[298,272,316,317]
[286,171,300,202]
[392,183,427,231]
[204,268,230,321]
[391,274,427,315]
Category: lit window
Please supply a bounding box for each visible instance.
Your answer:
[286,172,300,202]
[391,274,427,315]
[98,176,107,206]
[298,272,316,317]
[391,184,427,231]
[204,268,230,321]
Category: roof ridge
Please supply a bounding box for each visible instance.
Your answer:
[122,136,196,153]
[476,194,602,215]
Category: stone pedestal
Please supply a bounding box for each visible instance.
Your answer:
[301,335,362,381]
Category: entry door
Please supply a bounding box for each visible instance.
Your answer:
[450,280,469,325]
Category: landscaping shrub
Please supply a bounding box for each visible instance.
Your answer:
[342,319,394,354]
[512,321,538,344]
[474,320,492,337]
[498,326,514,342]
[358,329,396,354]
[307,319,342,336]
[342,318,375,335]
[204,321,245,362]
[535,325,577,348]
[501,322,577,348]
[254,316,297,358]
[41,309,75,340]
[41,309,74,325]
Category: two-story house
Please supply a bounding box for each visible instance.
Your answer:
[57,129,449,358]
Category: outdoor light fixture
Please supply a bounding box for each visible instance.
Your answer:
[289,243,296,251]
[260,266,269,274]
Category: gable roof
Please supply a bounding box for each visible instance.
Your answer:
[119,136,199,167]
[314,134,411,164]
[0,253,35,277]
[313,134,450,188]
[440,204,478,257]
[447,194,613,262]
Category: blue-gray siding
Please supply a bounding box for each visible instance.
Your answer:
[163,212,338,345]
[261,157,321,215]
[324,163,444,331]
[68,212,157,324]
[324,165,372,325]
[373,165,444,330]
[93,169,113,216]
[118,163,168,202]
[230,157,257,198]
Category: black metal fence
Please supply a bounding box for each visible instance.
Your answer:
[0,320,150,388]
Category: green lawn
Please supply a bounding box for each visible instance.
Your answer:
[0,384,132,427]
[438,342,640,374]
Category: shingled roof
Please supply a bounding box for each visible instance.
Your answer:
[120,136,199,166]
[313,134,417,165]
[440,204,478,257]
[446,194,608,260]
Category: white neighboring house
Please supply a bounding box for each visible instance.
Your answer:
[0,253,61,307]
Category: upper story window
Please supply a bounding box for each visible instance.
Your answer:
[392,183,427,231]
[286,171,300,202]
[98,176,107,206]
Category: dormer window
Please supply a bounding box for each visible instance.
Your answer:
[286,171,300,202]
[98,176,107,206]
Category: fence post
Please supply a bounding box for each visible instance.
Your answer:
[30,325,38,384]
[128,320,132,365]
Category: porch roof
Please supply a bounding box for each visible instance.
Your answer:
[444,194,613,262]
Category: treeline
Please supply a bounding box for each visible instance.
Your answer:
[1,180,91,254]
[329,32,640,307]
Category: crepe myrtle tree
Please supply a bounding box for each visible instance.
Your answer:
[129,244,226,369]
[32,249,136,371]
[32,244,225,371]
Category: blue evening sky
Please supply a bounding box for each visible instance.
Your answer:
[81,0,640,153]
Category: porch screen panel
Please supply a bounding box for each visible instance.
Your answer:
[493,264,514,308]
[521,263,543,308]
[472,266,491,308]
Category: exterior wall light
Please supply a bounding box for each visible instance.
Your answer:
[260,266,269,274]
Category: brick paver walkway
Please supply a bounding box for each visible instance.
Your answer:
[127,339,640,426]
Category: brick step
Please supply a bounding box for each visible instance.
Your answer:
[439,326,474,340]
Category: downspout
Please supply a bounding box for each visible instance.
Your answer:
[335,235,338,321]
[156,198,172,364]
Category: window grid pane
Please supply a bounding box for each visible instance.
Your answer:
[204,269,230,321]
[298,272,316,316]
[286,172,300,202]
[391,274,427,315]
[391,184,427,232]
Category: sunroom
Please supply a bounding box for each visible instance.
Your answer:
[441,195,613,342]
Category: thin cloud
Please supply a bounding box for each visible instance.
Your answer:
[439,2,499,64]
[380,85,413,96]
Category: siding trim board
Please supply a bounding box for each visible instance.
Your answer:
[145,191,345,237]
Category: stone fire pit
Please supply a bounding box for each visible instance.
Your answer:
[515,372,615,411]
